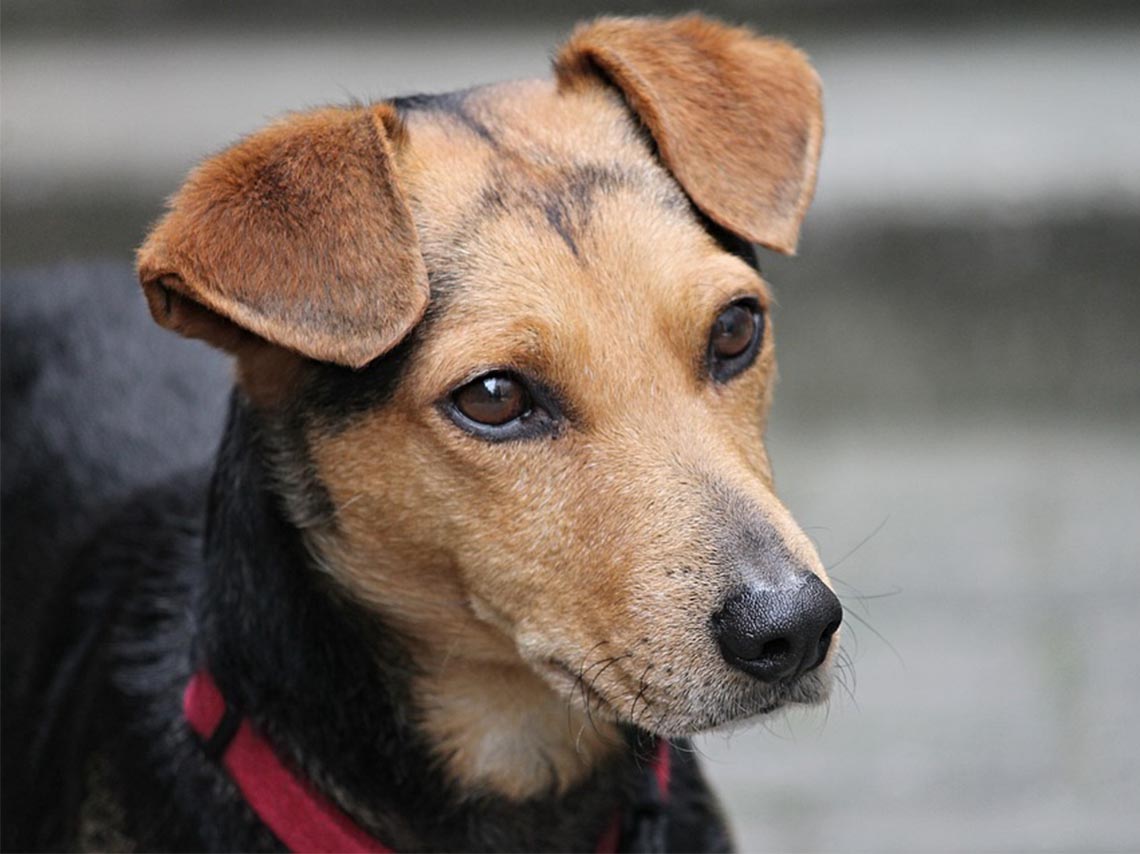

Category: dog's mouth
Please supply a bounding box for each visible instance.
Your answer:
[538,654,829,736]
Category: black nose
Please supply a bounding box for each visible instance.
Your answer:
[713,575,843,682]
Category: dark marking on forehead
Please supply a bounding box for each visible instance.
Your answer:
[474,162,676,261]
[477,180,508,217]
[544,199,579,258]
[421,266,467,317]
[393,88,498,148]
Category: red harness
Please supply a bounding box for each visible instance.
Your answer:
[184,670,671,854]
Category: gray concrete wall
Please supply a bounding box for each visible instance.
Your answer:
[3,4,1138,850]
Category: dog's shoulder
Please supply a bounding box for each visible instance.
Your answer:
[2,462,281,852]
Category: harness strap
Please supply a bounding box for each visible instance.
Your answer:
[184,670,672,853]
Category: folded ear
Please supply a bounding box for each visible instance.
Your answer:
[137,104,428,369]
[554,14,823,255]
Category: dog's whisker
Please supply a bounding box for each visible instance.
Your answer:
[668,738,707,760]
[572,641,610,713]
[825,516,890,575]
[586,654,632,708]
[629,663,654,726]
[837,646,859,694]
[843,609,904,668]
[831,650,859,710]
[833,582,903,603]
[332,493,366,516]
[831,573,902,628]
[574,720,588,755]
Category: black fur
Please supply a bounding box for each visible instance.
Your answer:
[1,263,733,852]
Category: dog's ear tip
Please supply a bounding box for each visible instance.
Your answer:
[775,241,801,258]
[729,225,798,258]
[333,282,431,370]
[555,13,823,256]
[763,235,799,258]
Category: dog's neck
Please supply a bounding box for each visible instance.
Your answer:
[197,394,646,851]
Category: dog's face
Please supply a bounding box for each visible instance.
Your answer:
[138,16,839,797]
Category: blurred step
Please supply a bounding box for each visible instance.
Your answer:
[2,22,1139,214]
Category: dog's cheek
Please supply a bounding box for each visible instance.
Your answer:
[304,415,475,614]
[451,453,728,691]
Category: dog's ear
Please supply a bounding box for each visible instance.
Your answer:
[137,105,428,369]
[555,15,823,255]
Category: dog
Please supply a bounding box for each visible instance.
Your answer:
[0,14,840,852]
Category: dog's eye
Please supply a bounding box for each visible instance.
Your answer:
[708,299,764,382]
[712,304,756,358]
[444,372,562,442]
[452,373,532,426]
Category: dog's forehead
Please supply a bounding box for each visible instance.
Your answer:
[395,79,657,194]
[394,79,699,268]
[393,78,743,314]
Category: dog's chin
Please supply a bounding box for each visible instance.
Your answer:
[646,668,834,737]
[535,655,834,738]
[681,667,834,735]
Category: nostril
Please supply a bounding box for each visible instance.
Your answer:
[759,638,790,660]
[810,619,842,671]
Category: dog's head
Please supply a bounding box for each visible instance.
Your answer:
[139,15,838,797]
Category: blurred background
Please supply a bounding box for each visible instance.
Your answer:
[3,1,1138,850]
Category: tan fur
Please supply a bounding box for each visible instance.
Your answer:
[137,105,429,368]
[556,15,823,254]
[138,15,835,802]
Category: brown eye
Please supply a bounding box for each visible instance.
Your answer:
[708,299,764,382]
[712,303,756,358]
[453,373,531,426]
